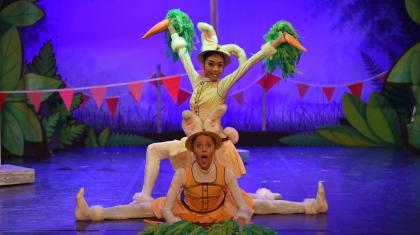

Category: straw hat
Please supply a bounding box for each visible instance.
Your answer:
[197,23,232,65]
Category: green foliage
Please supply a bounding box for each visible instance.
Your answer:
[58,124,85,148]
[342,92,382,143]
[0,26,21,90]
[406,0,420,24]
[1,109,24,156]
[42,112,60,142]
[27,40,58,77]
[98,128,110,146]
[0,2,45,156]
[21,73,63,102]
[84,127,99,147]
[5,102,42,142]
[0,1,44,27]
[387,42,420,84]
[366,92,400,145]
[263,20,302,79]
[382,84,415,125]
[107,133,153,147]
[140,220,276,235]
[317,125,381,147]
[279,132,340,147]
[165,9,196,62]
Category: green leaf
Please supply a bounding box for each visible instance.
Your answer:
[0,26,21,90]
[317,125,382,147]
[59,124,85,147]
[1,109,24,156]
[42,112,60,142]
[366,92,400,145]
[279,132,340,146]
[4,101,42,142]
[387,42,420,84]
[107,133,153,147]
[406,0,420,25]
[21,73,63,102]
[342,92,382,143]
[0,1,44,26]
[84,127,98,147]
[70,93,82,111]
[27,40,57,77]
[98,128,109,147]
[407,122,420,148]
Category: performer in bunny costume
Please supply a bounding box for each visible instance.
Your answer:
[75,105,328,224]
[134,21,307,203]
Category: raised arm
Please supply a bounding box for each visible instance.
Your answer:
[161,168,185,224]
[225,168,251,225]
[169,26,201,89]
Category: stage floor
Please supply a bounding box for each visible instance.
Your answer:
[1,146,420,234]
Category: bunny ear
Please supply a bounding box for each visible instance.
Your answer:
[220,44,247,64]
[182,110,202,136]
[203,105,227,131]
[197,22,218,49]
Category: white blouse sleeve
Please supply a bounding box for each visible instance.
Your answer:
[218,42,277,97]
[161,168,185,224]
[225,168,251,223]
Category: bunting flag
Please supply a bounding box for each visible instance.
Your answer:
[297,83,309,98]
[233,92,244,105]
[80,93,91,107]
[128,82,144,103]
[91,87,107,108]
[177,89,191,106]
[27,92,43,112]
[59,89,75,111]
[0,93,7,111]
[150,72,166,87]
[162,75,182,101]
[322,87,335,102]
[106,97,119,118]
[348,83,363,98]
[258,73,281,92]
[379,72,387,81]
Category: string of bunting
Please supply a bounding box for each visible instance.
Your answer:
[0,70,387,117]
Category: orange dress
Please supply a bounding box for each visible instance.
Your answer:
[151,163,253,224]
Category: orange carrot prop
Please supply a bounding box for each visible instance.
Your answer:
[142,18,170,39]
[285,32,307,52]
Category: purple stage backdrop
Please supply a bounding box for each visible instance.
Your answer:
[22,0,418,133]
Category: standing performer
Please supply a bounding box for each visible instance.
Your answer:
[75,106,327,226]
[135,11,306,202]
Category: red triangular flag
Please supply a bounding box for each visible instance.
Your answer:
[150,72,165,87]
[258,73,281,92]
[233,92,244,105]
[322,87,335,102]
[378,72,387,81]
[80,93,91,107]
[27,92,43,112]
[162,75,181,101]
[177,89,191,106]
[128,82,144,103]
[0,93,7,110]
[91,87,107,108]
[348,83,363,98]
[59,89,75,111]
[106,97,119,118]
[297,83,309,98]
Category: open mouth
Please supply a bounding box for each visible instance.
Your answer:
[201,155,208,160]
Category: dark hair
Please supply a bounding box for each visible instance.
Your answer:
[191,134,216,147]
[203,51,225,63]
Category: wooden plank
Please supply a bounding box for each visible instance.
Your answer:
[0,164,35,186]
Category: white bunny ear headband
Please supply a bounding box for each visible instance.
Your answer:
[197,23,247,65]
[183,105,227,151]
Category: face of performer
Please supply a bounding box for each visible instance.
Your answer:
[203,52,225,82]
[192,134,216,170]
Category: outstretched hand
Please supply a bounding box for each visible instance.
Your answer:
[236,216,247,227]
[270,31,287,48]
